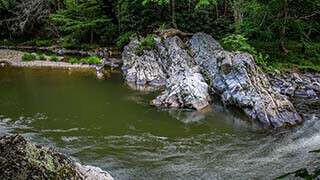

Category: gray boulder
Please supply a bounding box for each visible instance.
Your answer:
[151,37,211,110]
[189,33,302,128]
[122,38,167,86]
[122,35,211,110]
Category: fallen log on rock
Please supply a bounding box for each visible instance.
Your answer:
[0,135,113,180]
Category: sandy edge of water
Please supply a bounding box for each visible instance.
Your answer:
[0,49,95,70]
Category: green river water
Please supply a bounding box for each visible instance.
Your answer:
[0,67,319,179]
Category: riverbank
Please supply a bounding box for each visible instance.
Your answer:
[0,49,95,69]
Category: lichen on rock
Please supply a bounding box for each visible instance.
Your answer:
[0,135,113,180]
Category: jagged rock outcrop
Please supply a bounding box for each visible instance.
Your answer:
[0,135,113,180]
[122,35,211,110]
[122,32,303,128]
[188,33,302,128]
[122,38,167,86]
[150,37,211,110]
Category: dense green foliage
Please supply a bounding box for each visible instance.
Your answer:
[136,34,157,55]
[22,53,37,62]
[116,32,136,49]
[222,34,268,69]
[80,56,102,64]
[1,0,319,70]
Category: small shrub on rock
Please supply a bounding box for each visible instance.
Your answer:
[135,34,156,55]
[22,53,37,61]
[49,55,59,62]
[222,34,269,69]
[80,56,101,64]
[116,32,136,50]
[37,53,46,61]
[68,57,78,64]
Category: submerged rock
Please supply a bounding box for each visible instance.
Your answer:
[0,135,113,180]
[189,33,302,128]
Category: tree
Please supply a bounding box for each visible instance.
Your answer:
[50,0,113,44]
[0,0,56,37]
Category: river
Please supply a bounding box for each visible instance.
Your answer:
[0,67,319,179]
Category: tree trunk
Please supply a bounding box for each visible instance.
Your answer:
[90,30,94,44]
[171,0,177,28]
[233,0,243,33]
[224,0,228,16]
[215,4,219,19]
[279,0,289,55]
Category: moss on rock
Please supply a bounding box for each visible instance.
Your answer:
[0,135,80,179]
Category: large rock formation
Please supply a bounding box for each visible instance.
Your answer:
[122,35,211,110]
[150,37,211,110]
[0,135,113,180]
[122,38,167,86]
[122,31,303,128]
[188,33,302,128]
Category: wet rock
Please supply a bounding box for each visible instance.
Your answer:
[122,32,304,128]
[0,135,113,180]
[150,37,211,110]
[268,71,320,120]
[122,35,211,110]
[122,38,167,86]
[74,163,114,180]
[269,72,320,98]
[189,33,302,128]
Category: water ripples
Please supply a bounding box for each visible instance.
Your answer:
[1,114,319,179]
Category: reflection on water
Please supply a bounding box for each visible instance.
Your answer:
[0,67,319,179]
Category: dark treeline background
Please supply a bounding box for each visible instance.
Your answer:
[0,0,319,70]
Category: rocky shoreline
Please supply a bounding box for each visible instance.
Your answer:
[122,32,319,128]
[0,135,113,180]
[0,49,95,69]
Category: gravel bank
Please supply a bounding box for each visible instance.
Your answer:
[0,49,94,69]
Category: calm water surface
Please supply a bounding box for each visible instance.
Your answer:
[0,67,319,179]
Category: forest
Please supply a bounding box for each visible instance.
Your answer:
[0,0,319,71]
[1,1,320,179]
